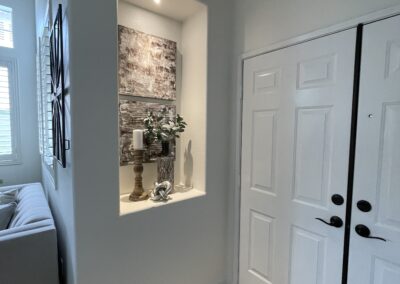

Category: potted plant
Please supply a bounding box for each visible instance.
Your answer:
[143,108,187,191]
[143,108,187,157]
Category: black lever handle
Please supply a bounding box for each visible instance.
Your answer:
[315,216,343,228]
[355,224,386,242]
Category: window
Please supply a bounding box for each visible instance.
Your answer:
[0,5,13,48]
[37,23,54,172]
[0,58,20,164]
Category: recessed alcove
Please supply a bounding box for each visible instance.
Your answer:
[117,0,208,215]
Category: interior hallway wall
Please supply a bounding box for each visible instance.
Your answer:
[227,0,400,283]
[0,0,41,186]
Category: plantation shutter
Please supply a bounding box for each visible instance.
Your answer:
[37,24,53,170]
[0,5,13,48]
[0,65,11,155]
[0,58,20,164]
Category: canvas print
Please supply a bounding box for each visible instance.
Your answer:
[118,25,177,100]
[119,99,176,165]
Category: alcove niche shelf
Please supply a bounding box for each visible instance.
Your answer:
[118,0,208,215]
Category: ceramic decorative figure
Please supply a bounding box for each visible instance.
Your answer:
[150,181,172,201]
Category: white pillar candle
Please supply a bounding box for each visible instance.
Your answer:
[132,129,144,150]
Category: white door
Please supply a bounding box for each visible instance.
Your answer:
[240,29,357,284]
[348,15,400,284]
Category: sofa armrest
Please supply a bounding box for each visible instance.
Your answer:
[0,225,59,284]
[0,183,41,193]
[0,219,54,240]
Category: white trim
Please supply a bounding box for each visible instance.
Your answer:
[0,56,21,165]
[231,57,243,284]
[232,5,400,284]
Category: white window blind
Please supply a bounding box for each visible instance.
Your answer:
[37,46,43,154]
[0,58,20,164]
[0,5,13,48]
[0,66,11,155]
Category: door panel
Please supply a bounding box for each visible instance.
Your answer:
[372,258,400,284]
[292,106,332,209]
[240,29,357,284]
[378,104,400,229]
[289,226,326,284]
[251,110,276,195]
[348,15,400,284]
[248,210,274,283]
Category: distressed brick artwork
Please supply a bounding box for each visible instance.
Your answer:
[119,99,176,165]
[118,25,177,100]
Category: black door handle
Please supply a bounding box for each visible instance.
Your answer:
[355,224,386,242]
[331,194,345,205]
[315,216,343,228]
[357,200,372,212]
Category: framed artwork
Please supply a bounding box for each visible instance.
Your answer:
[119,99,176,165]
[118,25,177,100]
[50,4,67,168]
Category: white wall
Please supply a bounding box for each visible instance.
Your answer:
[180,8,207,191]
[35,0,77,283]
[118,1,183,194]
[0,0,41,186]
[67,0,232,283]
[233,0,400,54]
[227,0,400,283]
[118,1,182,46]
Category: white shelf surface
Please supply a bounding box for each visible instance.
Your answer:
[120,189,206,215]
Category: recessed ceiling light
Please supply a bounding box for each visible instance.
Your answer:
[154,0,161,4]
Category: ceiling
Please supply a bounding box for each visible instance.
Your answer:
[123,0,205,21]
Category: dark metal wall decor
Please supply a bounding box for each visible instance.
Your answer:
[50,4,67,168]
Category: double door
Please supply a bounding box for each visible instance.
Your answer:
[240,15,400,284]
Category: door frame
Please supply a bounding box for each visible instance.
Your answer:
[232,5,400,284]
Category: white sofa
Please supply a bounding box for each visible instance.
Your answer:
[0,183,59,284]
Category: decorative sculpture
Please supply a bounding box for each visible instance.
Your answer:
[150,181,172,202]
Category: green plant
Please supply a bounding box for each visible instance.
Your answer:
[143,108,187,145]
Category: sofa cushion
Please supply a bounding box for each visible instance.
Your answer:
[8,184,52,228]
[0,202,17,230]
[0,188,19,205]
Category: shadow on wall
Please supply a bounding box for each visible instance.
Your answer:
[184,140,193,188]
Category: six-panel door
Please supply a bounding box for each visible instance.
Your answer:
[240,29,357,284]
[348,15,400,284]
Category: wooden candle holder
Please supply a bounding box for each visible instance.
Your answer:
[129,149,148,202]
